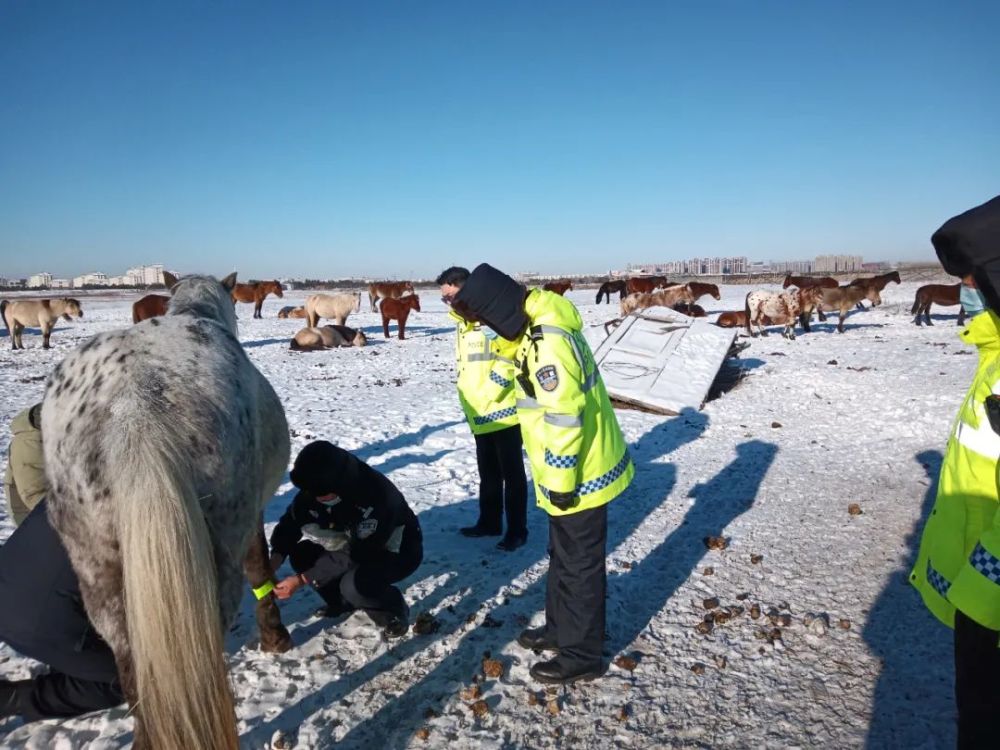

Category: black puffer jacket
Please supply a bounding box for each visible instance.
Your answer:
[271,444,418,567]
[0,500,118,683]
[933,195,1000,310]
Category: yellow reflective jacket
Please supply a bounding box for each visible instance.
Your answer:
[912,310,1000,631]
[513,289,633,516]
[450,310,519,435]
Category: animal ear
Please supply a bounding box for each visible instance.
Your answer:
[163,271,179,290]
[219,272,238,291]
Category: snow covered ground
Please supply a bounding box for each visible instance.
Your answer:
[0,281,967,748]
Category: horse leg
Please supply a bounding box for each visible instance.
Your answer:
[398,311,407,340]
[243,518,292,653]
[925,303,933,326]
[837,309,846,333]
[817,307,827,322]
[254,299,262,319]
[14,322,25,349]
[382,315,390,339]
[369,292,378,313]
[42,321,52,349]
[958,305,966,326]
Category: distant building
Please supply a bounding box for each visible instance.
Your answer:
[51,279,72,289]
[814,254,863,273]
[861,261,889,271]
[72,272,109,287]
[126,264,166,286]
[28,272,53,288]
[627,256,749,276]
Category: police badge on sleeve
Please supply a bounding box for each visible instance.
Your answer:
[536,365,559,392]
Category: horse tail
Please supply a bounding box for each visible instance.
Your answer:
[911,290,922,315]
[118,441,238,750]
[0,300,9,338]
[744,293,753,335]
[595,286,603,305]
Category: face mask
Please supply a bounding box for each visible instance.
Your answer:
[960,285,987,318]
[482,327,498,341]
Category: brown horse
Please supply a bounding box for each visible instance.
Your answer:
[783,274,838,289]
[804,285,881,333]
[626,275,668,295]
[847,271,901,309]
[716,310,774,329]
[595,280,627,304]
[132,294,171,324]
[687,282,721,302]
[231,280,283,319]
[381,293,421,339]
[912,283,964,326]
[369,281,415,312]
[543,280,573,295]
[673,303,706,317]
[620,285,696,316]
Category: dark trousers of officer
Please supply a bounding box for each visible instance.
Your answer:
[473,425,528,535]
[544,504,607,669]
[954,609,1000,749]
[288,526,423,624]
[2,672,122,722]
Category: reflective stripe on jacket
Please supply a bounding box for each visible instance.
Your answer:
[513,289,633,516]
[450,310,519,435]
[911,310,1000,631]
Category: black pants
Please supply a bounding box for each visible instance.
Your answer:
[2,672,122,722]
[288,527,423,622]
[544,504,607,669]
[473,425,528,535]
[954,609,1000,749]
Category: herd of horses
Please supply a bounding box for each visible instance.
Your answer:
[0,270,973,352]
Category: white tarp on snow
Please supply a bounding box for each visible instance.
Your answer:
[593,306,737,415]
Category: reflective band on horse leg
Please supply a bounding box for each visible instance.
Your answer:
[253,581,275,600]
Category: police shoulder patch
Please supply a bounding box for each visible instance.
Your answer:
[356,518,379,539]
[536,365,559,392]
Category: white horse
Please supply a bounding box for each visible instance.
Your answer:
[305,291,362,327]
[2,297,83,349]
[744,286,824,339]
[42,271,291,750]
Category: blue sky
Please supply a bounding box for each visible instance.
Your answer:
[1,1,997,279]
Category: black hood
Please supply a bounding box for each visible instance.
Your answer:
[931,195,1000,311]
[451,263,529,341]
[290,440,362,498]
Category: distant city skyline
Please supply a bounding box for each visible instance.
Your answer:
[2,3,997,279]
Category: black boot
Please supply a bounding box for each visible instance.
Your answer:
[460,524,502,537]
[0,679,31,719]
[497,531,527,551]
[529,658,602,685]
[517,626,559,653]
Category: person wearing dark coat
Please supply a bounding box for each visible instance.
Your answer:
[0,500,123,722]
[269,441,423,638]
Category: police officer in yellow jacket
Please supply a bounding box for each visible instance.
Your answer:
[911,195,1000,748]
[437,266,528,551]
[452,263,634,684]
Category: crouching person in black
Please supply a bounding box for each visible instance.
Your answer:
[269,441,423,639]
[0,500,123,722]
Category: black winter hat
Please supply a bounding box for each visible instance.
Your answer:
[932,195,1000,311]
[450,263,529,341]
[290,440,359,496]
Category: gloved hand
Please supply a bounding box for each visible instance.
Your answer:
[548,491,577,511]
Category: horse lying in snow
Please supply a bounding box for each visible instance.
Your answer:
[290,325,367,350]
[744,287,824,339]
[305,292,361,327]
[716,310,774,329]
[42,271,290,750]
[277,305,307,319]
[2,297,83,349]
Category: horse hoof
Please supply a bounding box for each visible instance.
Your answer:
[260,627,293,654]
